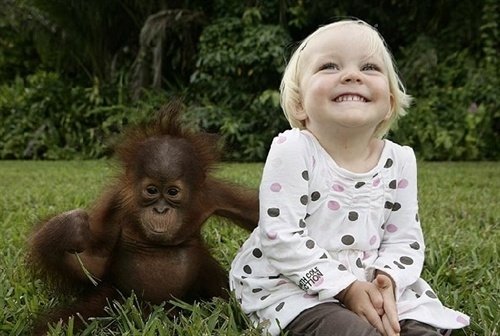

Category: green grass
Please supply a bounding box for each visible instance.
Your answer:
[0,160,498,335]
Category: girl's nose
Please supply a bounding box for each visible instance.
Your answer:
[341,70,362,84]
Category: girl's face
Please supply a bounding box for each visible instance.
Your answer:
[295,24,393,138]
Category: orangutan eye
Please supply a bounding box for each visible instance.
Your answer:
[145,185,159,196]
[167,188,180,196]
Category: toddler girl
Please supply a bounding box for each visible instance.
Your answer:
[229,19,469,336]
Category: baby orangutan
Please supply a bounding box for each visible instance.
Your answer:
[28,101,259,334]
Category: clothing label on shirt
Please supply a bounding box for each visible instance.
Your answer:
[298,267,323,290]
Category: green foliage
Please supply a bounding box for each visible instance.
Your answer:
[0,161,498,334]
[187,12,290,161]
[0,71,166,159]
[0,0,498,161]
[392,33,499,160]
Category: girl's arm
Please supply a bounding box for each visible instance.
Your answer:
[368,147,425,298]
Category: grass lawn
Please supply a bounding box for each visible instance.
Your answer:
[0,160,498,335]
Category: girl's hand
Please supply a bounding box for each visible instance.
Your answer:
[337,280,386,334]
[373,273,401,336]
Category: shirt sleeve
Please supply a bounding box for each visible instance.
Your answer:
[259,130,357,301]
[366,147,425,298]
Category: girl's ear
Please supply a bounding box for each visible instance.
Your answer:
[384,93,395,120]
[293,99,308,121]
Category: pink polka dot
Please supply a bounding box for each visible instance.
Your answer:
[363,251,371,260]
[386,224,398,233]
[267,231,277,240]
[456,315,468,325]
[303,293,317,299]
[398,179,409,188]
[276,136,287,144]
[332,184,344,192]
[270,183,282,192]
[369,235,377,245]
[277,280,288,286]
[373,178,381,187]
[328,200,340,211]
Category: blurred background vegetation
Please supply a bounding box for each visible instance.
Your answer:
[0,0,498,161]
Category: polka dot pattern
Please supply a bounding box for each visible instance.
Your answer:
[425,290,437,299]
[275,302,285,311]
[311,191,321,201]
[348,211,359,221]
[253,248,263,258]
[355,182,366,189]
[341,235,355,245]
[328,200,340,211]
[300,195,308,205]
[268,208,280,217]
[270,183,282,192]
[231,135,460,332]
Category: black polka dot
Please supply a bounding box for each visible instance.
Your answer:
[252,248,263,258]
[306,240,315,249]
[338,264,347,271]
[355,182,366,189]
[392,203,401,211]
[356,258,363,268]
[260,294,270,300]
[293,230,304,235]
[311,191,321,201]
[300,195,308,205]
[372,173,379,178]
[268,208,280,217]
[299,219,306,228]
[305,213,311,219]
[269,274,281,279]
[243,265,252,274]
[381,224,385,230]
[400,256,414,265]
[383,265,392,269]
[252,288,263,293]
[393,261,405,269]
[341,235,355,245]
[348,211,359,221]
[410,242,420,250]
[384,158,394,168]
[302,171,309,181]
[389,180,397,189]
[415,213,419,222]
[416,293,421,298]
[425,290,437,299]
[275,301,285,311]
[384,201,393,209]
[320,253,328,259]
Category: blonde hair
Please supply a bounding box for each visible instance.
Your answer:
[280,19,412,138]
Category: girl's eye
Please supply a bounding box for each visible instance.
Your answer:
[318,62,339,71]
[361,63,380,71]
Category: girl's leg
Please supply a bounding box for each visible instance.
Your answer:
[283,302,380,336]
[400,319,442,336]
